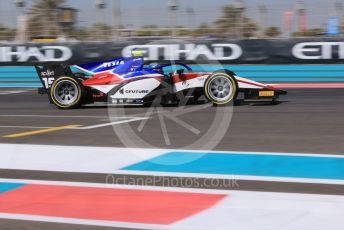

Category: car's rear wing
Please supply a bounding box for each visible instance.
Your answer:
[35,64,74,93]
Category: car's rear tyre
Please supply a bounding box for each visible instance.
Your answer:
[204,70,238,106]
[50,76,84,109]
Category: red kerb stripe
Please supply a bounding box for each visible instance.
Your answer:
[0,184,226,225]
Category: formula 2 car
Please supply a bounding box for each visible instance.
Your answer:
[35,52,287,109]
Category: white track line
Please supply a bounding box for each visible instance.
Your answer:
[0,117,148,130]
[0,214,162,230]
[116,170,344,185]
[0,144,343,185]
[0,115,141,119]
[0,178,228,194]
[0,144,165,172]
[2,178,344,197]
[74,117,149,130]
[0,90,30,95]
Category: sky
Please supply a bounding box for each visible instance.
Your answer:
[0,0,341,32]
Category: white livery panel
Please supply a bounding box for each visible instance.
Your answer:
[111,78,161,99]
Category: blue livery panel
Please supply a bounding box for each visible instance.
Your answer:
[75,57,144,75]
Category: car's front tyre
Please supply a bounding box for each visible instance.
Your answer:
[204,70,238,106]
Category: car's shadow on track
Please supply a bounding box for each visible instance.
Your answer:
[78,100,290,110]
[79,100,209,109]
[234,99,291,106]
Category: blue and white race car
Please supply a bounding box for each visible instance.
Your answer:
[35,52,287,109]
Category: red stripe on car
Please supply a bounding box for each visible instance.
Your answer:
[172,73,208,84]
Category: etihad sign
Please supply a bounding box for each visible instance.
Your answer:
[0,46,72,62]
[122,44,243,61]
[292,42,344,59]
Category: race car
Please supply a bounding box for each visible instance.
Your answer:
[35,52,287,109]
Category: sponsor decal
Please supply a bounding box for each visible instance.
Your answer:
[40,69,56,88]
[292,42,344,59]
[122,44,242,61]
[259,91,275,97]
[0,46,72,62]
[126,89,149,94]
[102,60,125,68]
[182,81,190,87]
[41,70,54,77]
[119,88,149,94]
[41,77,54,89]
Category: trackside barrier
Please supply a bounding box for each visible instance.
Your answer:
[1,39,344,66]
[1,65,344,87]
[1,39,344,87]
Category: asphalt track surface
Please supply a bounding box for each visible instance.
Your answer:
[0,88,343,154]
[0,88,344,230]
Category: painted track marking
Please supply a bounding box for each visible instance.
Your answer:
[0,144,344,185]
[0,90,30,95]
[74,117,149,130]
[0,115,150,131]
[0,117,148,131]
[0,115,142,119]
[0,179,343,230]
[3,125,80,138]
[0,126,55,129]
[122,151,344,183]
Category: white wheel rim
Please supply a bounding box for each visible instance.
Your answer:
[54,80,79,105]
[208,76,234,102]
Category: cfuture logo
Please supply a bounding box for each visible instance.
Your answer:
[119,88,149,95]
[0,46,72,62]
[126,90,149,94]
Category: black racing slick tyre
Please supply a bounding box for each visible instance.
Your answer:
[50,76,84,109]
[204,70,238,106]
